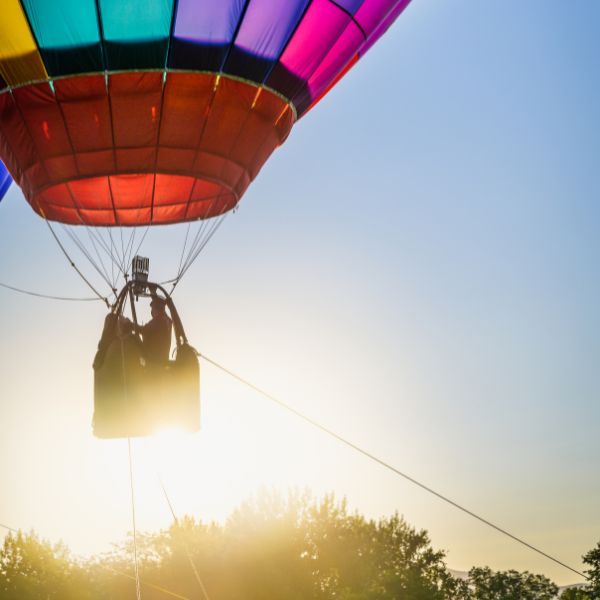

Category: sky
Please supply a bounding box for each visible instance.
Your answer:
[1,0,599,588]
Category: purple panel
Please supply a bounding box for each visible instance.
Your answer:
[234,0,309,60]
[333,0,366,15]
[359,0,411,54]
[274,0,352,88]
[173,0,245,44]
[295,20,363,108]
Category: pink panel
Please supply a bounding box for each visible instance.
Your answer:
[355,0,402,37]
[297,20,364,109]
[277,0,351,85]
[359,0,411,54]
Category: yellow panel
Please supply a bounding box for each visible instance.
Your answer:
[0,0,47,86]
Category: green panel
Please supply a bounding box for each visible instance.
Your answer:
[21,0,103,75]
[99,0,173,43]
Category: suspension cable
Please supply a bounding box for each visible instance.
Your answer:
[84,227,115,290]
[198,352,588,581]
[60,224,114,292]
[178,215,226,279]
[158,476,211,600]
[44,219,110,307]
[171,215,227,293]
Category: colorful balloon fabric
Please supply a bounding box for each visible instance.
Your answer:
[0,162,12,202]
[0,0,411,226]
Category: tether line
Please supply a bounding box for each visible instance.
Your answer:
[0,281,102,302]
[128,438,143,600]
[198,352,587,581]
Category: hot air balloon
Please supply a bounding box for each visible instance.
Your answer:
[0,0,412,437]
[0,0,411,226]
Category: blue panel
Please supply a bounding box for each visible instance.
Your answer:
[0,161,12,202]
[333,0,366,14]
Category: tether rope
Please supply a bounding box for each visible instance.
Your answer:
[128,438,143,600]
[198,352,588,581]
[0,281,102,302]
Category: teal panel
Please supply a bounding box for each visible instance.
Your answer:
[22,0,101,48]
[99,0,173,43]
[21,0,103,75]
[99,0,174,69]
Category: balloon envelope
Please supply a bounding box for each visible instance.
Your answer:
[0,0,411,226]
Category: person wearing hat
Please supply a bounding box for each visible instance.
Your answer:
[133,295,173,366]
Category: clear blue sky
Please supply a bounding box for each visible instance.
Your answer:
[1,0,599,587]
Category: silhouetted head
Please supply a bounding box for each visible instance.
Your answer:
[118,316,134,336]
[150,295,167,318]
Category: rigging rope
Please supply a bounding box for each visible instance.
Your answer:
[158,476,212,600]
[171,214,227,293]
[60,224,115,292]
[198,352,588,581]
[44,219,110,307]
[128,438,143,600]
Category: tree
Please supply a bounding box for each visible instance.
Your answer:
[466,566,558,600]
[0,531,91,600]
[583,542,600,599]
[559,588,592,600]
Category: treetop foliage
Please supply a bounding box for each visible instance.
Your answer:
[0,491,595,599]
